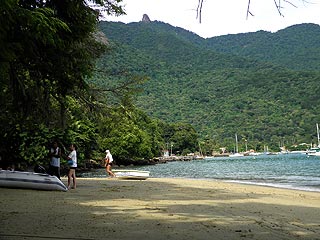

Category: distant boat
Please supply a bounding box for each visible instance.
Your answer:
[229,152,244,158]
[0,170,68,191]
[195,155,204,160]
[307,123,320,157]
[113,169,150,180]
[229,134,244,158]
[247,151,262,156]
[307,149,320,156]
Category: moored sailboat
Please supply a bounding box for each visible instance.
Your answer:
[307,123,320,157]
[229,134,244,158]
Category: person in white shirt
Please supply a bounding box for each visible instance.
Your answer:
[104,150,115,177]
[67,144,77,189]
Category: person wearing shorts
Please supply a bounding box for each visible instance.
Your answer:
[104,150,115,177]
[67,144,77,189]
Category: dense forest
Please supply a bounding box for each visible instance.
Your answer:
[0,1,199,170]
[205,23,320,71]
[2,1,320,170]
[95,21,320,154]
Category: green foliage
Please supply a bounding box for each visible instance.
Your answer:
[96,21,320,152]
[17,125,49,165]
[0,0,127,168]
[93,102,198,162]
[64,95,99,163]
[4,2,319,170]
[5,123,56,168]
[205,23,320,71]
[169,123,199,154]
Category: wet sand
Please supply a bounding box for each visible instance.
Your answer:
[0,177,320,240]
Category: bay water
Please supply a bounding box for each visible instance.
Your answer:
[81,153,320,192]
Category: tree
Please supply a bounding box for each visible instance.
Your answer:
[166,123,199,155]
[0,0,124,168]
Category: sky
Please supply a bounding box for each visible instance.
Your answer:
[103,0,320,38]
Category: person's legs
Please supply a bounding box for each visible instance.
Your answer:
[106,165,115,177]
[56,167,61,180]
[72,170,76,189]
[52,166,60,179]
[48,165,53,175]
[67,169,72,189]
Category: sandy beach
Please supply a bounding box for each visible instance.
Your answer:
[0,177,320,240]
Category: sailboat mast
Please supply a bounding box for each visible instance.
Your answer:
[317,123,320,147]
[235,133,239,153]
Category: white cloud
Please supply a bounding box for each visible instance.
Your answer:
[104,0,320,38]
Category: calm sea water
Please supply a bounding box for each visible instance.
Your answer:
[81,153,320,192]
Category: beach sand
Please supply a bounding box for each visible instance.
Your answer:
[0,177,319,240]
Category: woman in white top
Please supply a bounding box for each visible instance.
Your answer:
[67,144,77,189]
[104,150,115,177]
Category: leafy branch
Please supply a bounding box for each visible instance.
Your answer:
[90,69,148,97]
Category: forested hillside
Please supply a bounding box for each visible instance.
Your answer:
[205,23,320,71]
[94,21,320,152]
[3,2,193,169]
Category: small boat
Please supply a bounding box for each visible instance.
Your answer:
[113,169,150,180]
[229,152,244,158]
[0,170,68,191]
[307,148,320,156]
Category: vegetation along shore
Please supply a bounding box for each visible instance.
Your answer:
[1,2,320,173]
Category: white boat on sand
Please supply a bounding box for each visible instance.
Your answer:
[113,169,150,180]
[0,170,68,191]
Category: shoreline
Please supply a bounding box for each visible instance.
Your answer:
[1,177,320,240]
[223,179,320,193]
[79,172,320,194]
[177,177,320,194]
[101,153,320,194]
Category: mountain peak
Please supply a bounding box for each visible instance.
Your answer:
[141,14,151,23]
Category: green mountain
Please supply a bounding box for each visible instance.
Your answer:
[205,23,320,71]
[94,21,320,151]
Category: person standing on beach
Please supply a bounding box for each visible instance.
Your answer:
[104,150,115,177]
[48,141,61,179]
[67,144,77,189]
